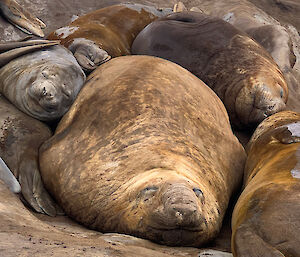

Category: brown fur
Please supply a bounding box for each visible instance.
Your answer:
[47,4,171,72]
[232,111,300,256]
[39,55,246,247]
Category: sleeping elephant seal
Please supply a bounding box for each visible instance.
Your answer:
[39,55,246,246]
[188,0,300,114]
[232,111,300,256]
[47,3,172,72]
[0,0,46,37]
[131,12,288,129]
[0,44,86,121]
[0,94,62,216]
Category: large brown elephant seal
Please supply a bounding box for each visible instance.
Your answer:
[232,111,300,256]
[0,94,62,216]
[39,55,246,246]
[47,3,172,72]
[131,11,288,129]
[0,44,86,121]
[0,0,46,37]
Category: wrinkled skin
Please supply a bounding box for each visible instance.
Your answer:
[47,3,172,73]
[132,11,288,129]
[232,111,300,256]
[0,45,85,121]
[0,0,45,37]
[39,55,246,247]
[0,95,62,216]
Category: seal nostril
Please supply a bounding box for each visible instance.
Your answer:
[42,87,47,96]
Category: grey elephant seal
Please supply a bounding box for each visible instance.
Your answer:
[39,55,246,247]
[132,11,288,129]
[0,44,86,121]
[47,3,172,72]
[0,0,46,37]
[232,111,300,256]
[0,94,62,216]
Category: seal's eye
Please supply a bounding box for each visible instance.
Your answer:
[139,186,158,202]
[193,188,203,197]
[142,186,158,193]
[280,88,284,98]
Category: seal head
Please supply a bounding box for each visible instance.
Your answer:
[234,71,287,127]
[0,45,86,121]
[68,38,111,73]
[119,171,218,246]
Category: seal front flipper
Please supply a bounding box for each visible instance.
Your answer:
[19,159,62,216]
[0,157,21,193]
[0,0,45,37]
[0,39,59,52]
[233,226,285,257]
[0,40,59,67]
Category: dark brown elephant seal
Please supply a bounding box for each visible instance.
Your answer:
[0,0,46,37]
[232,111,300,256]
[190,0,300,114]
[0,44,86,121]
[39,55,246,247]
[47,3,172,72]
[132,11,288,129]
[0,94,62,216]
[190,0,296,73]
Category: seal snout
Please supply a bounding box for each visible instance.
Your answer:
[150,183,202,230]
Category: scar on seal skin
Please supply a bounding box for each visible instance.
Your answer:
[0,0,46,37]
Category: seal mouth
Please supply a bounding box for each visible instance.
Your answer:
[95,55,112,65]
[146,226,206,246]
[148,225,203,232]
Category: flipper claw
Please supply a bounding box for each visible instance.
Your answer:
[0,0,46,37]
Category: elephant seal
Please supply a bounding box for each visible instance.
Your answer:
[232,111,300,256]
[0,94,62,216]
[47,3,172,72]
[189,0,300,114]
[131,12,288,129]
[0,0,46,37]
[0,44,86,121]
[39,55,246,246]
[190,0,296,72]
